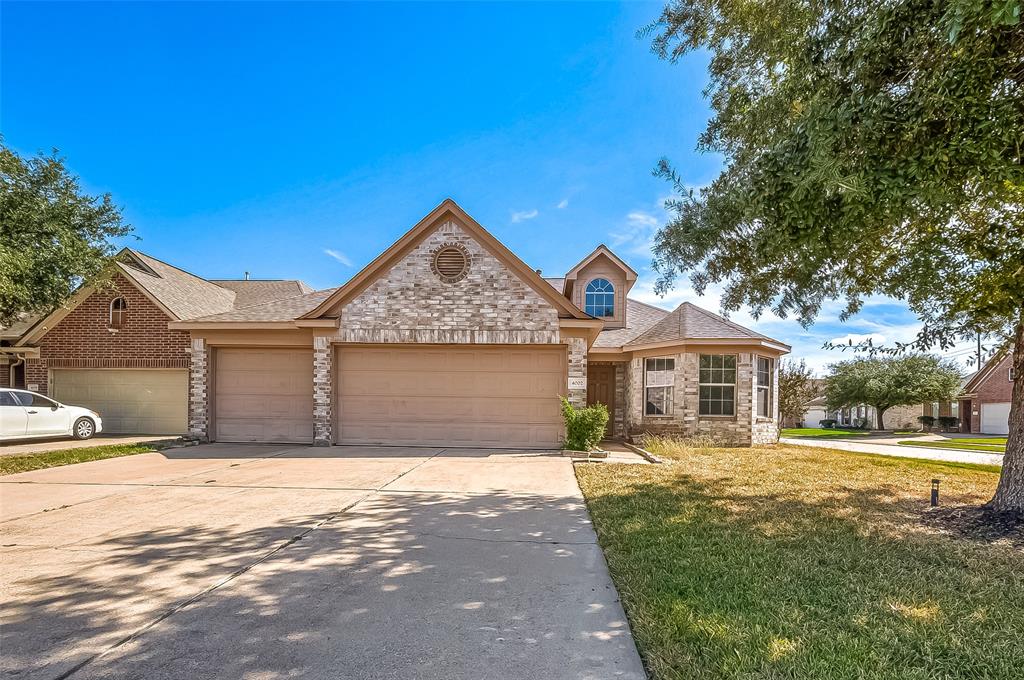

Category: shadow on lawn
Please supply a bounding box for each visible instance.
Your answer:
[582,469,1024,680]
[2,490,641,680]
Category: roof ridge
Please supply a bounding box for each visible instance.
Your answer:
[124,248,216,283]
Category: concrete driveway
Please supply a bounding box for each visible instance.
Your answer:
[0,444,645,680]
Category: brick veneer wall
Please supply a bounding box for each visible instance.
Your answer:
[970,353,1014,432]
[24,273,191,396]
[625,351,779,446]
[337,221,560,344]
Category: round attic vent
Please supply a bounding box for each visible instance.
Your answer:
[431,244,470,283]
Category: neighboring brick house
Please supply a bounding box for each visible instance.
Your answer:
[2,250,310,434]
[952,351,1015,434]
[5,200,790,447]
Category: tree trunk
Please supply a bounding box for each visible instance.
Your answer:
[876,406,887,431]
[988,318,1024,513]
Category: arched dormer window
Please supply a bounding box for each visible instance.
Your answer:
[109,297,127,329]
[585,278,615,317]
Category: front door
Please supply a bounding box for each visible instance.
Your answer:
[587,364,616,438]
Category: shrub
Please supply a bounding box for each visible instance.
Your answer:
[819,419,837,428]
[560,397,609,452]
[937,415,959,431]
[918,415,936,430]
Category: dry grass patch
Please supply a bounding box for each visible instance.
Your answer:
[576,443,1023,679]
[0,443,160,475]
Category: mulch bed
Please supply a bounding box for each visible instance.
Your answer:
[922,505,1024,548]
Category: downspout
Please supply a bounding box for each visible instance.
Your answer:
[8,354,24,388]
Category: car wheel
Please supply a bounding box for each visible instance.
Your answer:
[73,417,95,440]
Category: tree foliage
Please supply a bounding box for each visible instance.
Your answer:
[778,359,818,424]
[824,355,962,429]
[0,141,131,327]
[646,0,1024,510]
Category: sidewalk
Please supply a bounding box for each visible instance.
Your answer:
[780,437,1003,466]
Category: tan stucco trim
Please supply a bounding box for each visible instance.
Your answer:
[0,346,41,358]
[558,318,604,348]
[625,337,791,354]
[168,321,309,330]
[299,199,592,321]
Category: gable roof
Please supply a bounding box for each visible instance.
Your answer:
[563,245,638,284]
[593,299,671,348]
[626,302,790,350]
[961,347,1013,394]
[116,249,237,320]
[300,198,591,320]
[211,279,313,308]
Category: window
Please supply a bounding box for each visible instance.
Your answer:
[756,356,774,418]
[110,297,127,329]
[0,391,18,407]
[699,354,736,416]
[12,391,57,408]
[644,357,675,415]
[584,278,615,317]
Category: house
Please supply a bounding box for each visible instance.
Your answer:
[1,253,311,434]
[795,395,919,430]
[2,199,789,448]
[950,350,1015,435]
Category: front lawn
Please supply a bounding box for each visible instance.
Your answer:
[899,438,1007,454]
[576,443,1021,679]
[780,427,871,438]
[0,443,161,475]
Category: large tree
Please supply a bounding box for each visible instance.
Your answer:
[0,141,131,327]
[824,355,962,429]
[778,359,818,426]
[645,1,1024,511]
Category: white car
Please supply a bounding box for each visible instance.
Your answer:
[0,389,103,441]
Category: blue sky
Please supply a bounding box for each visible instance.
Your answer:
[1,1,975,373]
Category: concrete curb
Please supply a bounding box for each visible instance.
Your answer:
[621,441,664,464]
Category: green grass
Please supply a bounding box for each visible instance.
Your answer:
[576,442,1021,679]
[899,438,1007,454]
[0,443,161,475]
[781,427,871,438]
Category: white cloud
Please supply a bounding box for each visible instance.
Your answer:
[324,248,353,267]
[556,198,569,209]
[511,208,539,223]
[625,211,659,227]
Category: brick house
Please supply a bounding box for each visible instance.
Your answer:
[943,351,1015,435]
[2,251,310,434]
[4,200,789,447]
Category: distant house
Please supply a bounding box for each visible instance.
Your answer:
[795,396,919,430]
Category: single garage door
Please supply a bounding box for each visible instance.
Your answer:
[215,348,313,443]
[50,369,188,434]
[980,402,1010,435]
[337,346,565,449]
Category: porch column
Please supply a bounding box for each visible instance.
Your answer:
[567,337,587,408]
[188,337,209,441]
[313,336,333,446]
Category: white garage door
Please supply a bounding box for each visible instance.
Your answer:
[50,369,188,434]
[337,346,565,449]
[214,348,312,443]
[980,402,1010,435]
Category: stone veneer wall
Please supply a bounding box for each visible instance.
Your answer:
[566,337,588,408]
[312,336,332,446]
[336,221,560,345]
[626,351,780,446]
[188,338,208,440]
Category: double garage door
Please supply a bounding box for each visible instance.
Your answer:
[337,346,565,449]
[50,369,188,435]
[210,345,566,448]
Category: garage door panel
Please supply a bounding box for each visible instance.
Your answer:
[50,370,188,435]
[215,348,313,444]
[337,346,565,448]
[980,402,1010,435]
